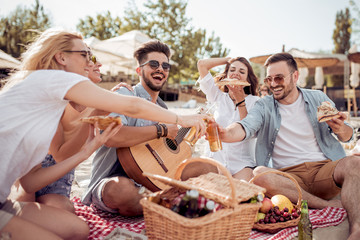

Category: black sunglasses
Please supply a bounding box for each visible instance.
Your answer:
[139,60,171,71]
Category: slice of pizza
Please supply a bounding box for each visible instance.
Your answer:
[317,101,341,122]
[80,116,122,130]
[215,78,250,87]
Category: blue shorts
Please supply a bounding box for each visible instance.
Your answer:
[35,154,75,198]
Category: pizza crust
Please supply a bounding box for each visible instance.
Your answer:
[317,101,340,122]
[80,116,122,130]
[215,78,250,86]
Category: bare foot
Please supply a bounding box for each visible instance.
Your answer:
[327,199,343,208]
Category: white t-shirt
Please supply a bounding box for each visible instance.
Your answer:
[272,93,326,169]
[198,72,260,174]
[0,70,89,202]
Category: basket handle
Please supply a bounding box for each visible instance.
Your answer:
[174,157,238,207]
[249,170,302,209]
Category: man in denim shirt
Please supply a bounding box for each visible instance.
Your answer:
[219,53,360,239]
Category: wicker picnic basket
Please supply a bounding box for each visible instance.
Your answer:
[250,171,302,234]
[140,157,266,240]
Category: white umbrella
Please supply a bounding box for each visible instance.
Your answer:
[297,67,309,88]
[349,44,360,88]
[314,67,324,89]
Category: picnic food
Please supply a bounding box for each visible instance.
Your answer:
[271,194,294,213]
[80,116,122,130]
[215,78,251,86]
[317,101,341,122]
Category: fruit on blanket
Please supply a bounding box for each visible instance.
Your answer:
[256,205,301,224]
[260,197,273,213]
[271,194,294,212]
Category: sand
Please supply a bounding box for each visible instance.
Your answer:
[71,100,351,239]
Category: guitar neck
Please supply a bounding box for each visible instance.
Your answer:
[175,127,191,145]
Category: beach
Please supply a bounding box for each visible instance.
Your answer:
[71,100,353,239]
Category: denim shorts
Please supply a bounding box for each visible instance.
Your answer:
[35,154,75,198]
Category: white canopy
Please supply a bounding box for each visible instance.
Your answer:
[85,30,176,76]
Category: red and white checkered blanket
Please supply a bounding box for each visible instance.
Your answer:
[250,207,347,240]
[72,197,347,240]
[72,197,145,240]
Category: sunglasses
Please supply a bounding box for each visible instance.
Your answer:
[264,72,293,85]
[139,60,171,71]
[64,50,91,61]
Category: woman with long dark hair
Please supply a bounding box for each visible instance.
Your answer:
[197,57,260,181]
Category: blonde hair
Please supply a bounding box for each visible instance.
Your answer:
[2,28,83,91]
[21,28,83,71]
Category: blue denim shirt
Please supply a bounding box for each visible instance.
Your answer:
[239,88,353,167]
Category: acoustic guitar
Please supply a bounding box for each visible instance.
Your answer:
[117,127,193,192]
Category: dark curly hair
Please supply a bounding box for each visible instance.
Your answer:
[214,57,259,96]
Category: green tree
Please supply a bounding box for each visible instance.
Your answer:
[77,0,229,83]
[333,8,352,54]
[330,8,352,87]
[76,11,123,40]
[0,0,51,58]
[122,0,229,83]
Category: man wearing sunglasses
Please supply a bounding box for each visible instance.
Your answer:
[218,52,360,238]
[82,40,179,216]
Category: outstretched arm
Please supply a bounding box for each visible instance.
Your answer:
[65,81,210,136]
[218,122,246,142]
[19,123,121,193]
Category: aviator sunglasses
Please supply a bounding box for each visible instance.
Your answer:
[264,72,293,85]
[139,60,171,72]
[63,50,91,61]
[91,55,98,64]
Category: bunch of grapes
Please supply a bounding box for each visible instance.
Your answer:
[257,206,300,224]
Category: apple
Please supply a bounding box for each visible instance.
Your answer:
[259,197,273,213]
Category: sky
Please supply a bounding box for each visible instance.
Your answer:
[0,0,355,60]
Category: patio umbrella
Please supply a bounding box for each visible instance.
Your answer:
[298,67,309,88]
[249,48,340,68]
[348,44,360,88]
[0,50,21,69]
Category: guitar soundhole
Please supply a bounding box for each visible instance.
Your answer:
[165,138,178,152]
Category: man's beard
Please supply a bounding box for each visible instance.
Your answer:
[271,77,296,101]
[143,72,166,92]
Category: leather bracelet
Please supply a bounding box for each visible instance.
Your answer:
[160,123,168,137]
[235,99,245,110]
[155,123,162,139]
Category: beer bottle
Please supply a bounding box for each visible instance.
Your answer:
[298,200,313,240]
[206,121,222,152]
[199,200,215,217]
[185,190,199,218]
[172,190,191,216]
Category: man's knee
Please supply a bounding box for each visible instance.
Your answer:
[102,177,133,202]
[335,156,360,183]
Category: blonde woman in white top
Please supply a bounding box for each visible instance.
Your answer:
[197,57,260,181]
[0,28,209,240]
